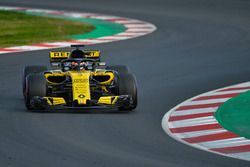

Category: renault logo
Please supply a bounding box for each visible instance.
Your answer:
[78,94,85,98]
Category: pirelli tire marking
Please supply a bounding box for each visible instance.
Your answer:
[162,82,250,161]
[0,6,156,54]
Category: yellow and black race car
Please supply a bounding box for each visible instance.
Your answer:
[22,45,137,111]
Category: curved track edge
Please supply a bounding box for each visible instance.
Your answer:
[162,82,250,161]
[0,6,157,54]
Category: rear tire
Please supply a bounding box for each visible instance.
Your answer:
[22,65,47,96]
[118,73,137,111]
[24,74,47,110]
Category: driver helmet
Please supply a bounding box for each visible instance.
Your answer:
[71,61,87,70]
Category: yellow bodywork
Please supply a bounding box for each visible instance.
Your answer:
[44,97,66,105]
[84,50,100,58]
[44,96,118,106]
[92,71,114,85]
[50,52,70,59]
[44,70,116,106]
[70,71,91,105]
[44,72,66,84]
[98,96,119,105]
[50,51,100,59]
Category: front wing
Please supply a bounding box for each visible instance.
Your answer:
[29,95,132,111]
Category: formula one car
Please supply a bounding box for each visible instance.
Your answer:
[22,45,137,111]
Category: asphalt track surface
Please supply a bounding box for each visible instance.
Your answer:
[0,0,250,166]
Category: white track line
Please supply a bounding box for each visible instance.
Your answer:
[0,6,157,54]
[162,81,250,161]
[170,108,217,116]
[174,129,227,138]
[169,117,218,128]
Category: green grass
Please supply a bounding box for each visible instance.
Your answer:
[0,10,95,47]
[215,90,250,139]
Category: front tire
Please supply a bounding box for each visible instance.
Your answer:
[118,73,138,111]
[24,74,47,110]
[22,65,47,96]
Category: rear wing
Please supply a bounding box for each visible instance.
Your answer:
[50,52,70,67]
[84,50,101,60]
[49,50,101,67]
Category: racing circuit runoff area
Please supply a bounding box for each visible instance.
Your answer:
[0,0,250,167]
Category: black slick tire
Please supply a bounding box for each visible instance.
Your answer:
[22,65,47,96]
[118,73,137,111]
[24,74,47,110]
